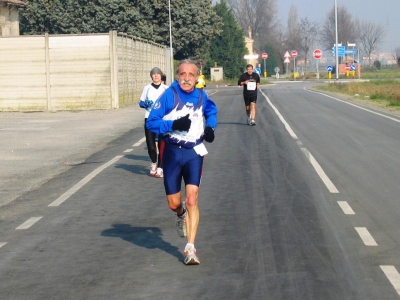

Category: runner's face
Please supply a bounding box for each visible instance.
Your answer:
[152,73,161,84]
[246,67,253,75]
[178,63,197,92]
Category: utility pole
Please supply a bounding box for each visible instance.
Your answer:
[334,0,339,81]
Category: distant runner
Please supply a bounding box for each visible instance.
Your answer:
[238,64,260,125]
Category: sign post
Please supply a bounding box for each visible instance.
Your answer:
[345,64,350,77]
[326,65,333,80]
[284,51,291,77]
[313,49,322,81]
[274,67,280,80]
[291,50,298,80]
[262,52,268,78]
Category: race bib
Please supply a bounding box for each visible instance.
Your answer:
[193,143,208,156]
[247,81,256,90]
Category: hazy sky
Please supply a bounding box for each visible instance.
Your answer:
[276,0,398,53]
[212,0,398,53]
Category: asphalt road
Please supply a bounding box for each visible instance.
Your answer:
[1,82,400,299]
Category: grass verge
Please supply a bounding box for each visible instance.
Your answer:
[317,80,400,112]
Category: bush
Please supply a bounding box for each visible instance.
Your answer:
[374,60,382,70]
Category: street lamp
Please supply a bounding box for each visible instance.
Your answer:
[168,0,174,85]
[335,0,339,81]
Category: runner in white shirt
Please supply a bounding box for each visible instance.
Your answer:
[139,67,169,177]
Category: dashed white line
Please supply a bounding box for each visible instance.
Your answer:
[124,149,133,153]
[48,155,123,207]
[301,148,339,193]
[381,265,400,295]
[355,227,378,246]
[0,242,7,248]
[16,217,43,230]
[133,137,146,147]
[337,201,355,214]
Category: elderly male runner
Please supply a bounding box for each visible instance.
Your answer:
[146,59,218,265]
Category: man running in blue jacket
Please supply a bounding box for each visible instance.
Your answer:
[146,59,218,265]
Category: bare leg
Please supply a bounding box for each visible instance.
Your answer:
[250,102,256,120]
[167,192,184,215]
[246,105,251,118]
[184,184,199,244]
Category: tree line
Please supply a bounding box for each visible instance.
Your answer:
[19,0,390,79]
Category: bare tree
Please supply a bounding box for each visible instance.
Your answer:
[320,5,357,51]
[227,0,278,52]
[395,47,400,67]
[285,5,301,52]
[270,25,287,73]
[355,19,386,67]
[299,17,319,71]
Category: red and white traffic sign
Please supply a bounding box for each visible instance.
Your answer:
[284,57,290,64]
[262,52,268,59]
[284,51,291,58]
[313,49,322,59]
[345,64,350,71]
[291,50,298,58]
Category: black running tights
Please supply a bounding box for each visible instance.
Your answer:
[144,119,163,168]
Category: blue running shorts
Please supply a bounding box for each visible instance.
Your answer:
[163,144,204,195]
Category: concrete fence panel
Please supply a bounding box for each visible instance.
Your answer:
[0,31,167,111]
[0,35,47,110]
[49,34,111,110]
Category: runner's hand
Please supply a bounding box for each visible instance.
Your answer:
[172,114,191,131]
[203,127,214,143]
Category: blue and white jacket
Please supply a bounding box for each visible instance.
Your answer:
[146,81,218,149]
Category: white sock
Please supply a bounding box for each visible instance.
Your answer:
[185,243,195,251]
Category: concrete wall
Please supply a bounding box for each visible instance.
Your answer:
[0,31,167,111]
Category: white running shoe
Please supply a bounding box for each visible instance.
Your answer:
[176,212,187,238]
[149,162,157,176]
[155,168,163,178]
[247,117,251,125]
[184,245,200,265]
[250,119,256,126]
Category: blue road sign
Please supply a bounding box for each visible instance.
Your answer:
[254,68,261,75]
[350,64,356,71]
[332,46,345,57]
[345,50,357,54]
[326,65,333,72]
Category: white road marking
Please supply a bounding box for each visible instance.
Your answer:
[16,217,43,230]
[380,265,400,295]
[260,90,299,139]
[0,242,7,248]
[355,227,378,246]
[133,137,146,147]
[48,155,123,207]
[301,148,339,193]
[0,127,50,131]
[307,89,400,124]
[123,149,133,153]
[337,201,355,214]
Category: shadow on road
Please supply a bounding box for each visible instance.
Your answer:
[114,163,148,175]
[101,224,183,262]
